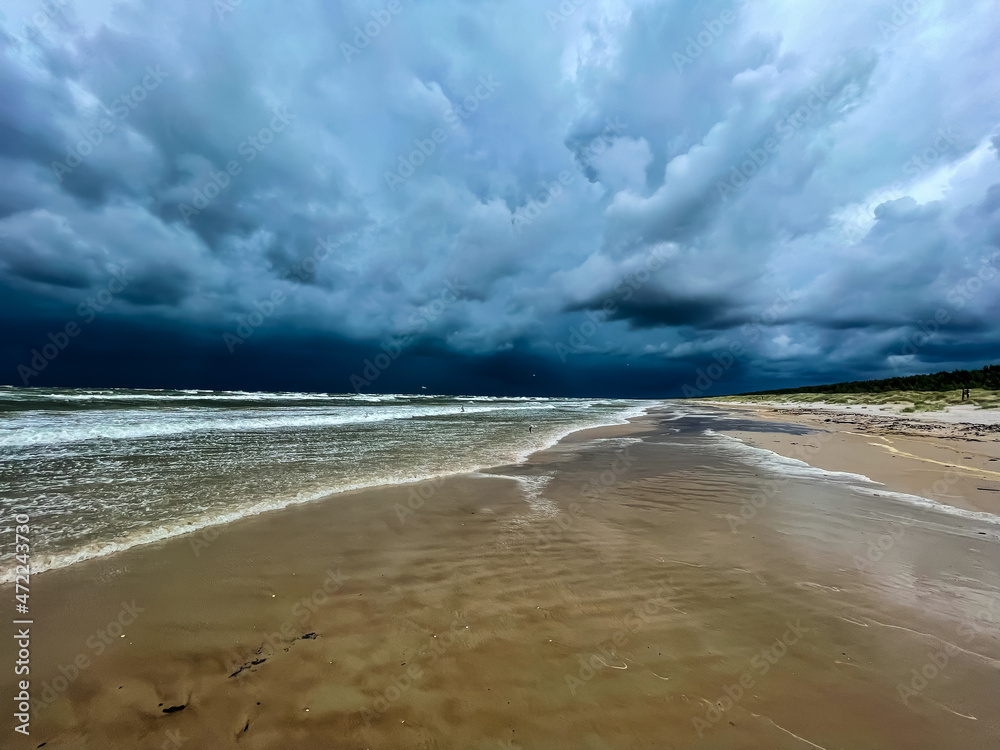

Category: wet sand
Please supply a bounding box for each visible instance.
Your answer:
[3,406,999,749]
[712,401,1000,516]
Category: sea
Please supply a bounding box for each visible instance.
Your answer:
[0,387,649,582]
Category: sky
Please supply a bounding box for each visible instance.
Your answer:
[1,0,998,397]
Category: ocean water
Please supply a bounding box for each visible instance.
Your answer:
[0,387,649,581]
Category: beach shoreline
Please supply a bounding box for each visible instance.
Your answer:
[4,403,999,749]
[699,400,1000,517]
[0,396,654,586]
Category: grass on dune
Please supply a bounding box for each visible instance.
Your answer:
[703,389,1000,413]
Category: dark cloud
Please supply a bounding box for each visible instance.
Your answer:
[0,0,999,396]
[566,287,727,330]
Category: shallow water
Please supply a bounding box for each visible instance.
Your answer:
[0,387,647,580]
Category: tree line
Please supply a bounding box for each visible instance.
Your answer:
[738,365,1000,396]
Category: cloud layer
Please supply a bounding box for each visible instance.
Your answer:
[1,0,999,396]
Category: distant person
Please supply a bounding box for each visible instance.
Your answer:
[461,405,465,412]
[529,424,533,433]
[962,387,971,400]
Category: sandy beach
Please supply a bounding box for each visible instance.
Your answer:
[701,399,1000,427]
[3,404,999,749]
[706,401,1000,516]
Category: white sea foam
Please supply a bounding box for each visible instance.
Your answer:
[0,466,488,584]
[1,389,334,402]
[511,404,651,464]
[704,429,874,484]
[0,402,556,449]
[589,436,644,446]
[486,474,558,516]
[848,484,1000,530]
[707,430,1000,528]
[0,396,652,582]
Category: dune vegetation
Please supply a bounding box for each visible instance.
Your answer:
[706,388,1000,412]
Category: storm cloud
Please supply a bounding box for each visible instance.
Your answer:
[1,0,998,396]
